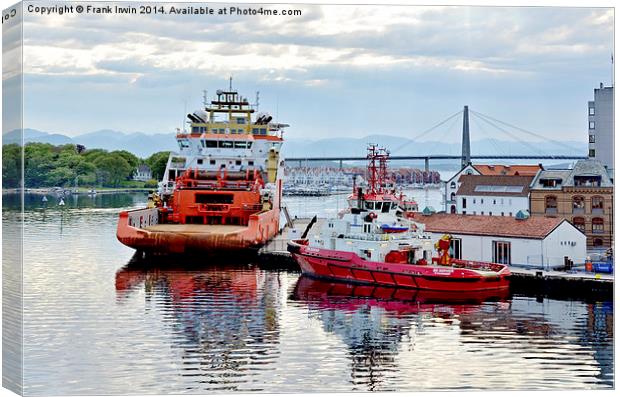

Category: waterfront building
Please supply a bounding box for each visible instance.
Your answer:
[443,164,479,213]
[529,159,613,250]
[588,83,614,178]
[133,164,152,181]
[411,213,586,268]
[455,175,533,216]
[443,163,542,213]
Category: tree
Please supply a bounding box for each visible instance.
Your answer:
[144,151,170,180]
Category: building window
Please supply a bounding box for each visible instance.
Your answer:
[509,212,512,217]
[589,121,595,130]
[450,238,462,259]
[592,196,604,214]
[589,134,596,144]
[481,211,484,215]
[462,198,467,209]
[572,196,585,214]
[450,181,456,188]
[473,198,476,204]
[489,212,493,216]
[450,192,456,201]
[462,211,466,215]
[545,196,558,215]
[473,211,476,215]
[501,212,504,216]
[589,149,596,158]
[493,241,511,265]
[450,205,456,214]
[589,107,595,116]
[573,217,585,232]
[593,238,604,247]
[481,198,484,204]
[493,199,496,205]
[592,218,604,234]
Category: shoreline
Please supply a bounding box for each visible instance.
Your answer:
[2,187,151,195]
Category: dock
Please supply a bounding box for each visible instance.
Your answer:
[258,217,613,298]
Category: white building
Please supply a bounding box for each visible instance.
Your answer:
[588,83,614,178]
[455,174,533,216]
[133,164,152,181]
[411,213,586,268]
[443,163,479,213]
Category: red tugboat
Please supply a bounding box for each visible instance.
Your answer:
[117,86,287,254]
[287,145,510,292]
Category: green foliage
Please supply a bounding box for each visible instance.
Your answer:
[144,151,170,180]
[2,142,152,188]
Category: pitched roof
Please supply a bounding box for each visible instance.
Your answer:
[529,160,613,190]
[410,213,567,239]
[456,174,534,197]
[473,164,542,176]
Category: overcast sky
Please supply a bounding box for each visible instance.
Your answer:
[2,1,615,144]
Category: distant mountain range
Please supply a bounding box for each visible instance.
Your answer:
[2,128,588,160]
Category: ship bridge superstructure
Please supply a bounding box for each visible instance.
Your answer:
[160,88,288,195]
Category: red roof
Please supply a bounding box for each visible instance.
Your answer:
[410,213,567,239]
[473,164,541,176]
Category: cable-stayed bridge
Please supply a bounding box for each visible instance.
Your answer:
[284,106,588,171]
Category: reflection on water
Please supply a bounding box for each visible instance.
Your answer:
[2,192,613,394]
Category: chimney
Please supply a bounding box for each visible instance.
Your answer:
[600,82,604,89]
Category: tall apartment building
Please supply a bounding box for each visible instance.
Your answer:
[588,83,614,177]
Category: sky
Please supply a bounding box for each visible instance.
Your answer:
[1,0,615,145]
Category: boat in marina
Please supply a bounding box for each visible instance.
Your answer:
[287,145,510,292]
[117,86,287,254]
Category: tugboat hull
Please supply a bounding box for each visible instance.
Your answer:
[288,240,510,292]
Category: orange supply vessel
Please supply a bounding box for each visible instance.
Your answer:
[117,86,288,254]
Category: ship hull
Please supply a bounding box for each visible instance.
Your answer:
[287,240,510,292]
[117,206,280,254]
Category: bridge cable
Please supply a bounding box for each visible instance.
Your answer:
[469,111,548,157]
[469,109,582,153]
[392,110,463,154]
[470,116,507,156]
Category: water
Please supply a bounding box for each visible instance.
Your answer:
[2,192,613,394]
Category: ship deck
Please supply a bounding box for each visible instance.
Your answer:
[145,224,247,234]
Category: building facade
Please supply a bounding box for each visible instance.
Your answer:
[455,175,533,216]
[443,163,541,213]
[530,160,613,250]
[411,213,586,268]
[133,164,152,181]
[588,83,614,177]
[443,164,479,213]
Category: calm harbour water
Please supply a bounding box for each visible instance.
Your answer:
[2,191,614,395]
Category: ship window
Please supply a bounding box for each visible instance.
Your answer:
[247,142,252,149]
[206,140,217,148]
[236,117,246,124]
[391,202,397,209]
[365,202,373,210]
[192,126,199,133]
[234,141,248,149]
[260,128,267,135]
[195,194,234,204]
[212,129,218,134]
[375,202,381,210]
[219,141,233,149]
[252,128,259,134]
[248,160,254,166]
[381,202,390,213]
[197,159,203,165]
[219,128,225,134]
[210,160,216,165]
[235,160,241,165]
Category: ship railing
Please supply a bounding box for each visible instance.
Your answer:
[126,207,159,229]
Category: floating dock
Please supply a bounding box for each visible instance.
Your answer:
[258,218,613,298]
